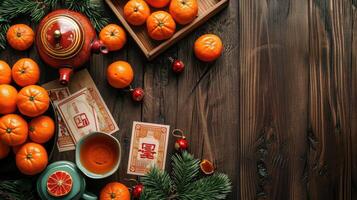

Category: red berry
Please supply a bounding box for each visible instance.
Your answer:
[132,183,144,198]
[131,88,145,102]
[175,138,188,151]
[172,59,185,73]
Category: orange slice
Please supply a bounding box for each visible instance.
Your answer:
[200,159,215,175]
[46,170,73,197]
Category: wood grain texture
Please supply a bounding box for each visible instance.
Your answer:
[308,0,352,199]
[1,0,356,199]
[239,0,309,199]
[105,0,229,60]
[351,1,357,199]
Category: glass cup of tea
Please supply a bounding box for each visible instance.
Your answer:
[75,132,121,179]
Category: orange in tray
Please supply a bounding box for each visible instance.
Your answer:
[147,11,176,41]
[17,85,50,117]
[0,84,18,115]
[169,0,198,25]
[16,142,48,175]
[107,61,134,89]
[124,0,151,26]
[29,115,55,144]
[6,24,35,51]
[12,58,40,87]
[0,60,12,84]
[145,0,170,8]
[100,24,127,51]
[194,34,223,62]
[100,182,130,200]
[0,141,10,159]
[0,114,28,146]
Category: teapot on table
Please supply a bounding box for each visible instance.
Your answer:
[36,9,108,85]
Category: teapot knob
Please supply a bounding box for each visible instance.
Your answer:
[54,30,61,39]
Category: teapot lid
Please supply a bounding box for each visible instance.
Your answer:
[39,14,84,60]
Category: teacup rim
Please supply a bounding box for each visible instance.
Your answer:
[75,131,121,179]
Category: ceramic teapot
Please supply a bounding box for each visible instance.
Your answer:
[36,9,108,85]
[37,161,97,200]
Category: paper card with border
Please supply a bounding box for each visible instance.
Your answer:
[47,87,75,151]
[43,69,119,147]
[56,88,100,143]
[42,69,119,135]
[127,121,170,176]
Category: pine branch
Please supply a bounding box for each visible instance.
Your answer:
[0,179,37,200]
[172,151,200,195]
[141,152,232,199]
[0,22,10,50]
[0,0,58,22]
[64,0,109,31]
[140,167,174,200]
[180,173,232,200]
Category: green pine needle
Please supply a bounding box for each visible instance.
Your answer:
[0,179,37,200]
[140,167,174,199]
[141,152,232,200]
[180,173,232,200]
[0,23,10,50]
[64,0,109,31]
[172,151,200,194]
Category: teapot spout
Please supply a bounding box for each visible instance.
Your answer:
[91,39,109,54]
[59,68,73,85]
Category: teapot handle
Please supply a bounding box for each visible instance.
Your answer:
[82,191,97,200]
[91,39,109,54]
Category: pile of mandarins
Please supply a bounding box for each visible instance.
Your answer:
[0,58,54,176]
[122,0,223,62]
[124,0,198,40]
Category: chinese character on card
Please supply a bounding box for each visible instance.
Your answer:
[127,122,170,176]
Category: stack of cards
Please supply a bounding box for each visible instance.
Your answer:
[43,69,119,152]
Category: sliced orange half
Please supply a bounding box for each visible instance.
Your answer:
[46,170,73,197]
[200,159,215,175]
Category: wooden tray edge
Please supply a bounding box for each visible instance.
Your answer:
[147,0,229,60]
[105,0,229,60]
[105,0,150,57]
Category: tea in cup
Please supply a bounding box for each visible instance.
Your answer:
[76,132,121,179]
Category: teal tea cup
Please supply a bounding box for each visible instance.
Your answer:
[37,161,97,200]
[75,132,121,179]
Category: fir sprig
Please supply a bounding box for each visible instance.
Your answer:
[181,173,232,200]
[64,0,109,31]
[0,0,59,22]
[172,151,200,194]
[141,152,232,200]
[140,167,174,200]
[0,23,10,50]
[0,179,37,200]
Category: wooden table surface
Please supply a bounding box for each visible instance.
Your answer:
[2,0,357,199]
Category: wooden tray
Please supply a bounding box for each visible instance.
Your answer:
[105,0,229,60]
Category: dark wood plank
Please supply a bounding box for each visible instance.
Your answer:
[239,0,309,199]
[351,1,357,199]
[141,0,239,199]
[177,2,239,199]
[307,0,352,199]
[3,1,356,199]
